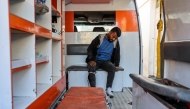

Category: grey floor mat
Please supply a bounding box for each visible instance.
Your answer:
[107,87,132,109]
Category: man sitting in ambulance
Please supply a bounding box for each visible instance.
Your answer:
[85,27,121,98]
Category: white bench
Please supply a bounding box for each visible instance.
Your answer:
[66,44,124,92]
[66,65,124,92]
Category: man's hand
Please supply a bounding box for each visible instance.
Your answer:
[89,61,96,66]
[115,66,119,71]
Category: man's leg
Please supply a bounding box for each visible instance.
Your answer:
[87,61,100,87]
[100,61,115,98]
[101,61,115,88]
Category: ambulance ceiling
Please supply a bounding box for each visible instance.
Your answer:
[65,0,110,4]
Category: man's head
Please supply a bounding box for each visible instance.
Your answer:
[107,27,121,42]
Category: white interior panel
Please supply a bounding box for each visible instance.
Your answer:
[52,17,61,38]
[53,76,61,84]
[10,0,34,22]
[68,71,89,89]
[66,0,135,11]
[36,64,52,84]
[119,32,139,87]
[137,1,151,77]
[13,97,36,109]
[36,38,52,57]
[35,0,51,29]
[12,34,36,97]
[52,41,61,77]
[36,38,52,84]
[96,71,107,91]
[12,34,35,60]
[96,71,123,91]
[164,60,190,88]
[0,1,12,108]
[65,55,87,69]
[57,0,61,12]
[68,71,123,91]
[111,71,123,91]
[37,83,51,97]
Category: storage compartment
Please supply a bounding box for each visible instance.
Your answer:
[52,17,61,38]
[3,0,63,109]
[36,56,49,65]
[52,40,62,83]
[52,0,62,38]
[36,37,52,97]
[52,0,62,17]
[35,0,51,30]
[10,0,34,22]
[12,58,32,73]
[11,33,36,109]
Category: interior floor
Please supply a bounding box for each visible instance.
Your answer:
[107,87,132,109]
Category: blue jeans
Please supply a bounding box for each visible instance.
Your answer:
[87,60,115,88]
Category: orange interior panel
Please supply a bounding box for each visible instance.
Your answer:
[52,0,57,9]
[35,24,52,38]
[52,5,61,16]
[56,96,107,109]
[36,61,49,66]
[65,11,74,32]
[65,87,105,98]
[26,76,66,109]
[12,64,32,73]
[116,10,138,32]
[10,14,35,33]
[10,14,52,38]
[60,0,63,77]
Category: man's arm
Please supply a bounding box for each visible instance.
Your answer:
[115,41,120,67]
[87,36,99,62]
[115,41,120,71]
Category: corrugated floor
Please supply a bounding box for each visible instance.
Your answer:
[107,88,132,109]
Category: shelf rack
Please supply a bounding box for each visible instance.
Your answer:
[0,0,65,109]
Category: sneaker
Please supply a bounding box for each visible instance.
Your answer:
[106,87,114,98]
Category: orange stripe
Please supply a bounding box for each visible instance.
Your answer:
[65,11,74,32]
[52,0,57,9]
[10,14,35,33]
[36,61,49,66]
[12,64,32,73]
[116,10,138,32]
[52,5,61,16]
[35,24,52,38]
[26,76,66,109]
[61,0,63,77]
